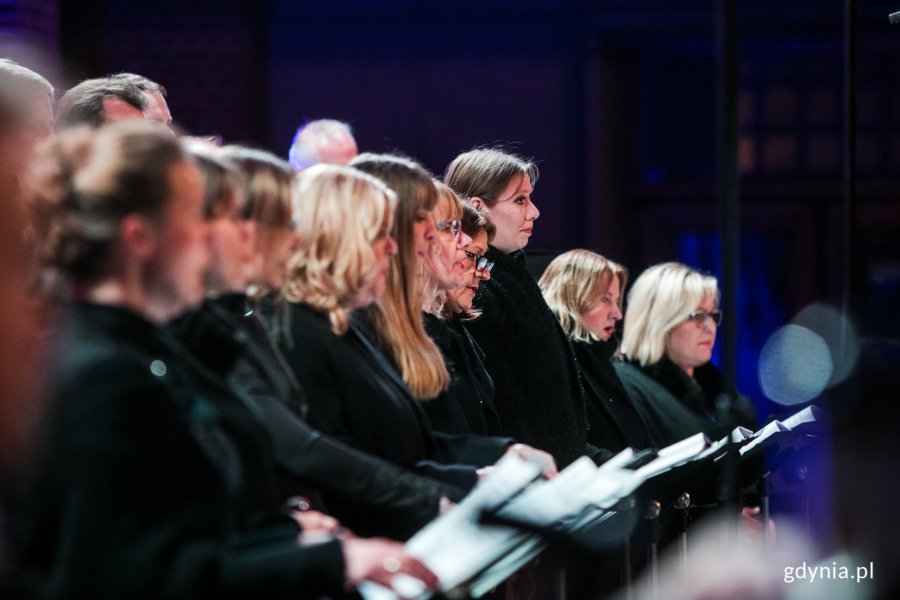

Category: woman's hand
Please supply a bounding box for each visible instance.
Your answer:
[438,496,456,514]
[740,506,777,544]
[506,443,559,479]
[342,537,439,596]
[290,508,342,534]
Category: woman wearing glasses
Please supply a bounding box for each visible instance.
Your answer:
[616,262,756,447]
[347,154,552,472]
[421,190,503,438]
[423,182,474,305]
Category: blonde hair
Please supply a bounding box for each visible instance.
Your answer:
[620,262,720,367]
[350,153,450,400]
[282,164,396,335]
[423,181,465,317]
[539,249,628,343]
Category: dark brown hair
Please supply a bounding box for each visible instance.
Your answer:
[444,147,538,208]
[56,77,147,129]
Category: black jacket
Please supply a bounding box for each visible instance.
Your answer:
[572,338,650,453]
[422,313,503,437]
[615,357,757,448]
[173,295,464,540]
[13,302,344,599]
[351,309,512,466]
[279,302,487,490]
[464,248,591,467]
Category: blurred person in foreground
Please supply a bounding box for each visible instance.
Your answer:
[12,121,436,599]
[174,143,464,541]
[0,70,48,600]
[0,59,54,194]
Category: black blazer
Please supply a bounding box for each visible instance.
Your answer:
[13,302,344,599]
[279,303,485,490]
[464,248,591,467]
[174,295,464,540]
[422,313,503,437]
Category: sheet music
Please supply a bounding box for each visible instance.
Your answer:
[780,405,820,430]
[581,466,642,509]
[697,426,754,460]
[407,451,544,589]
[467,538,546,598]
[597,447,637,470]
[739,420,791,455]
[358,432,726,600]
[358,451,544,600]
[635,432,710,479]
[497,456,598,527]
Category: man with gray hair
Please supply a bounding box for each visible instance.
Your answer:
[56,77,146,129]
[287,118,358,171]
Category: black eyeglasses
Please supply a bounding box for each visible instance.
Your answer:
[465,250,494,273]
[435,219,462,240]
[687,309,723,327]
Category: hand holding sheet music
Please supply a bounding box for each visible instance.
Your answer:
[359,450,547,599]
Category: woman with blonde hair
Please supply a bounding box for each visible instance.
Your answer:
[279,162,492,489]
[539,249,649,453]
[173,146,460,541]
[616,262,768,544]
[616,261,756,447]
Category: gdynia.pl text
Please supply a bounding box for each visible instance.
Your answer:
[784,561,874,584]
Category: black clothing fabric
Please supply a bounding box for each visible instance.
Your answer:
[566,347,647,598]
[279,302,483,491]
[572,338,650,453]
[173,295,463,540]
[13,302,345,599]
[420,313,502,437]
[351,309,512,466]
[616,357,761,549]
[560,341,651,600]
[464,248,591,467]
[615,357,757,448]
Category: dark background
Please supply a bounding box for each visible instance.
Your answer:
[5,0,899,414]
